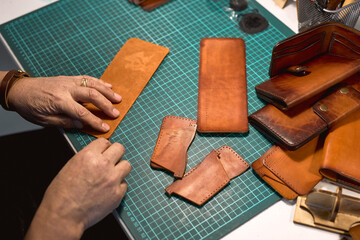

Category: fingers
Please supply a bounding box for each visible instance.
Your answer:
[86,138,112,153]
[115,160,132,180]
[72,87,120,118]
[60,101,110,132]
[103,142,125,165]
[74,76,122,103]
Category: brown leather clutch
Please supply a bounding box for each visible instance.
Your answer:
[249,74,360,150]
[252,136,324,200]
[320,109,360,190]
[197,38,248,133]
[165,146,249,206]
[255,22,360,110]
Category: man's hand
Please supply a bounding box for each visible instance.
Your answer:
[25,138,132,240]
[7,75,121,132]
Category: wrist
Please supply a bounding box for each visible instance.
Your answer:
[25,202,85,240]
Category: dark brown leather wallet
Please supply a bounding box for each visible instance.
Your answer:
[197,38,248,133]
[255,22,360,110]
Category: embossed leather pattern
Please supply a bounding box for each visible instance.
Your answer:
[197,38,248,133]
[255,22,360,110]
[82,38,169,138]
[165,146,249,206]
[150,115,197,178]
[252,136,324,200]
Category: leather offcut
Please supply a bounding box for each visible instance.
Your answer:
[165,146,249,206]
[150,116,197,178]
[197,38,249,133]
[82,38,169,138]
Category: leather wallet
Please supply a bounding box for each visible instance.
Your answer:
[150,115,197,178]
[197,38,248,133]
[252,136,324,200]
[165,146,249,206]
[320,109,360,190]
[82,38,169,138]
[255,22,360,110]
[249,73,360,150]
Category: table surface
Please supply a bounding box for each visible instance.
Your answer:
[0,1,347,239]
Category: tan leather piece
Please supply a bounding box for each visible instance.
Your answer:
[350,224,360,240]
[320,109,360,190]
[218,145,249,179]
[255,22,360,110]
[252,136,324,200]
[140,0,172,11]
[197,38,248,133]
[150,116,197,178]
[165,146,249,206]
[82,38,169,138]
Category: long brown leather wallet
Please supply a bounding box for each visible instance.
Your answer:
[252,136,324,200]
[150,115,197,178]
[320,109,360,190]
[165,146,249,206]
[255,22,360,110]
[249,73,360,150]
[82,38,169,138]
[197,38,248,133]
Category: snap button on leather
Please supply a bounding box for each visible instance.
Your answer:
[319,105,328,112]
[340,87,349,94]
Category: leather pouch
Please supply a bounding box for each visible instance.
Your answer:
[165,146,249,206]
[82,38,169,138]
[197,38,248,133]
[320,109,360,190]
[251,136,324,200]
[249,74,360,150]
[150,115,197,178]
[255,22,360,110]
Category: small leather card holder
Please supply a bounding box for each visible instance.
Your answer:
[197,38,248,133]
[165,146,249,206]
[82,38,169,138]
[252,136,324,200]
[150,116,197,178]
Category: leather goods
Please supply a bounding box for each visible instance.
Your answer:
[255,22,360,110]
[249,73,360,150]
[320,109,360,190]
[150,115,197,178]
[165,146,249,206]
[251,136,324,200]
[82,38,169,138]
[140,0,172,11]
[0,69,30,111]
[197,38,248,133]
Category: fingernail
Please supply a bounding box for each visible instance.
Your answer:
[105,83,112,88]
[113,108,120,116]
[73,120,83,129]
[102,123,110,131]
[114,93,122,101]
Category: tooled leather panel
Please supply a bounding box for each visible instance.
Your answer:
[150,115,197,178]
[165,150,230,206]
[249,104,327,150]
[197,38,248,133]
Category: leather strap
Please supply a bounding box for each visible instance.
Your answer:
[0,69,30,111]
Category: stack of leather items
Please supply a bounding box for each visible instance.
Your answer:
[127,0,172,11]
[248,22,360,238]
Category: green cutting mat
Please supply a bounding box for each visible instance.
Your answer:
[1,0,294,239]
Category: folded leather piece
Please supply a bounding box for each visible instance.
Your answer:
[150,116,197,178]
[350,224,360,240]
[165,146,249,206]
[255,22,360,110]
[82,38,169,138]
[140,0,172,11]
[197,38,248,133]
[252,136,324,200]
[320,109,360,190]
[249,74,360,150]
